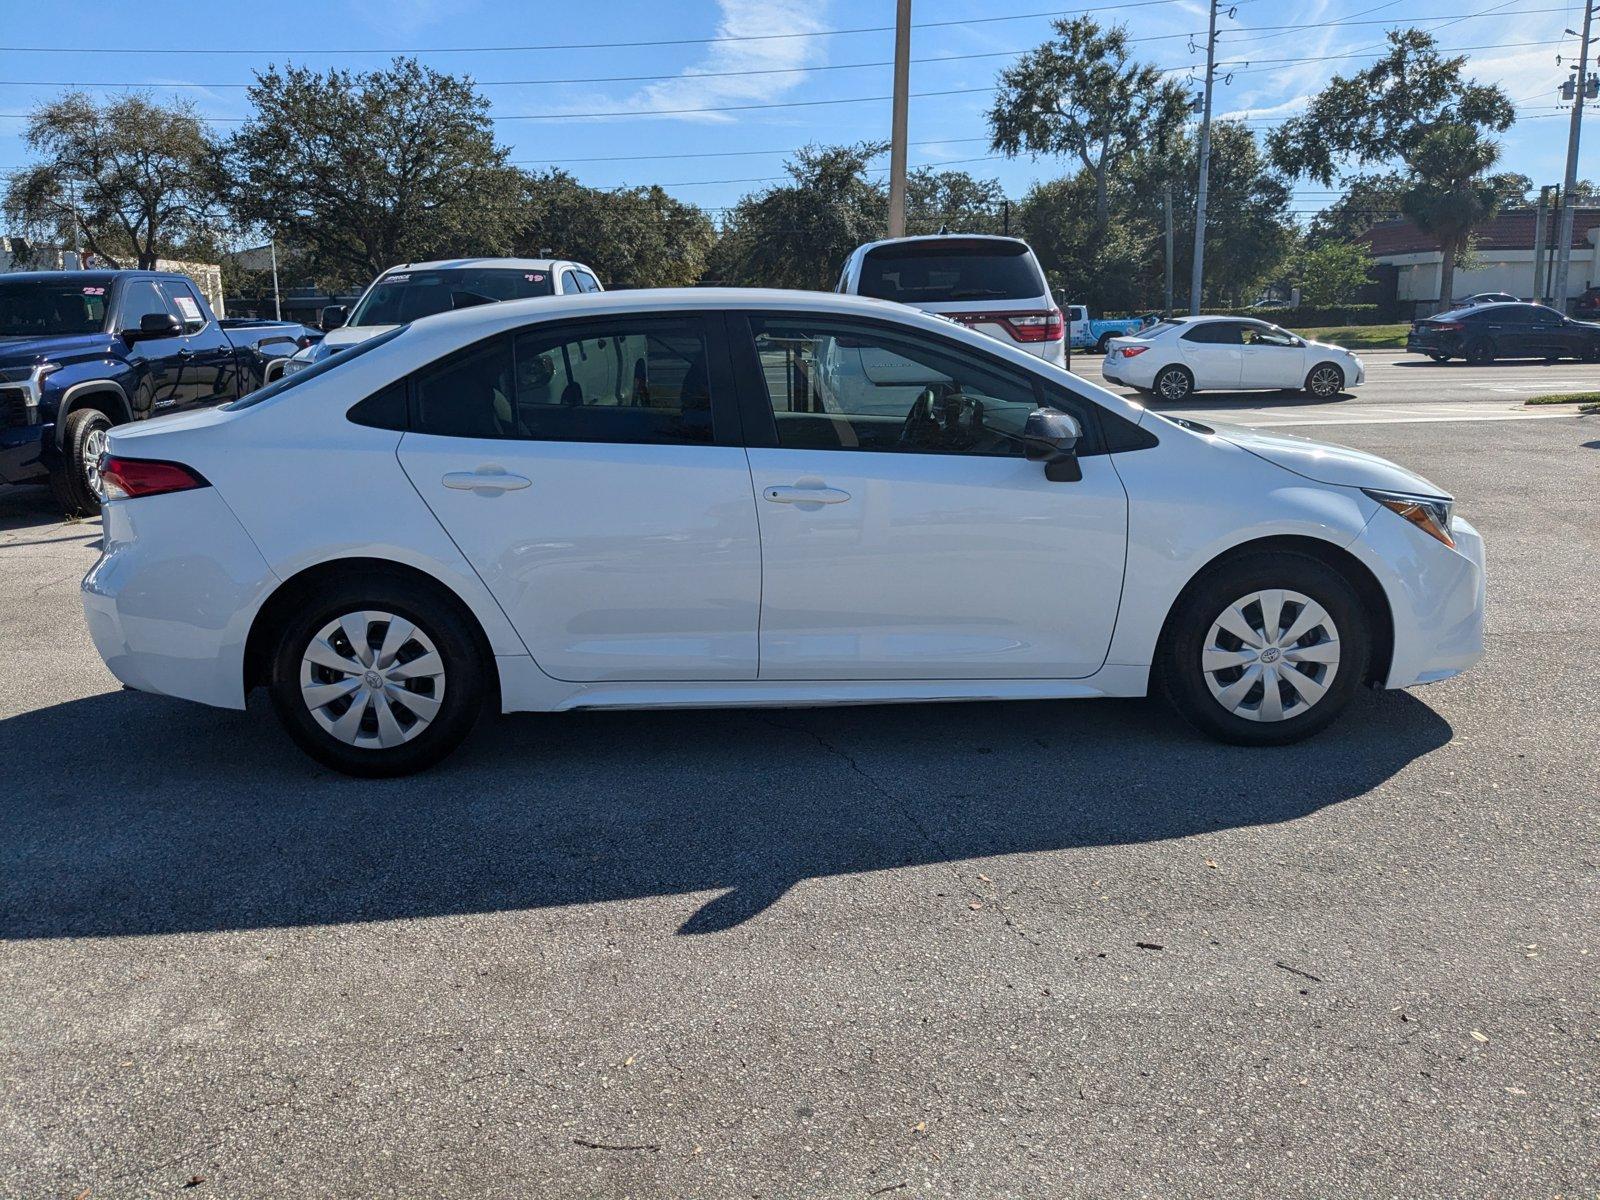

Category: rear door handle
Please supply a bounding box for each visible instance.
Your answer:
[443,468,532,493]
[763,485,851,505]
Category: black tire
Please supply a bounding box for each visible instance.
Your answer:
[1153,364,1194,402]
[1428,353,1449,363]
[1582,342,1600,364]
[1095,332,1113,354]
[1304,362,1345,398]
[268,577,488,777]
[1464,338,1495,366]
[1157,552,1370,747]
[48,407,112,516]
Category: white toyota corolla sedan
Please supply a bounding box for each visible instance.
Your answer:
[81,289,1484,776]
[1102,315,1366,401]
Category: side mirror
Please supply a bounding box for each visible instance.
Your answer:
[123,312,183,342]
[1023,408,1084,482]
[319,305,348,332]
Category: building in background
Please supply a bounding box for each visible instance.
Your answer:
[1363,208,1600,314]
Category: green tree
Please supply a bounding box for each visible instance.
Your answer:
[1297,240,1373,306]
[517,172,715,288]
[227,58,525,288]
[3,91,226,269]
[707,143,887,289]
[905,168,1007,236]
[988,18,1188,230]
[1269,29,1514,307]
[1307,173,1409,244]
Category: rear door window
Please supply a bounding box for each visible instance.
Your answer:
[1181,322,1243,345]
[857,241,1047,304]
[159,281,208,332]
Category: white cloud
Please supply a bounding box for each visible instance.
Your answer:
[557,0,833,123]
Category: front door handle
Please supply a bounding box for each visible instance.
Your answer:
[763,485,851,505]
[443,468,532,494]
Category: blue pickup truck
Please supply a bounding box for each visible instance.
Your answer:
[0,270,314,513]
[1065,305,1157,352]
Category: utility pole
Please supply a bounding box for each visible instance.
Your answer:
[1531,186,1551,302]
[887,0,912,238]
[1188,0,1220,314]
[269,238,282,321]
[1551,0,1595,309]
[1164,183,1176,315]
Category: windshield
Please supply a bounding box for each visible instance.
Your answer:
[0,280,109,337]
[349,267,555,326]
[226,325,407,410]
[858,241,1047,304]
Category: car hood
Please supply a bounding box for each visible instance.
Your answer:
[1205,420,1448,498]
[0,332,117,367]
[323,323,396,349]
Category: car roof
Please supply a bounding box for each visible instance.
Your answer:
[851,234,1034,256]
[378,257,579,273]
[0,269,161,284]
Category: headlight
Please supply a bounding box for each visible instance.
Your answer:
[1363,488,1455,548]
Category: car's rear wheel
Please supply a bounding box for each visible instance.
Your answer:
[1304,362,1345,398]
[1154,364,1194,401]
[1464,338,1495,365]
[1159,553,1370,746]
[49,408,112,516]
[268,578,487,776]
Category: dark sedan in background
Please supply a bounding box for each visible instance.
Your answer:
[1407,302,1600,365]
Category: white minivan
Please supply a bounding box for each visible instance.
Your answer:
[837,235,1066,366]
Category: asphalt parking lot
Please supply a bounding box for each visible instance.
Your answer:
[2,358,1597,1197]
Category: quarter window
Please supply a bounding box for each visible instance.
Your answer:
[748,316,1046,456]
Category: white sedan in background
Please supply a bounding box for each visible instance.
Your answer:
[1103,316,1365,402]
[82,289,1480,776]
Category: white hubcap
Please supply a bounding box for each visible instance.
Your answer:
[299,610,446,749]
[1201,588,1340,723]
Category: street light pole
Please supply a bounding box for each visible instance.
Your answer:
[887,0,912,238]
[1551,0,1595,309]
[1188,0,1220,314]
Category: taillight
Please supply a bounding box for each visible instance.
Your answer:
[1120,345,1149,358]
[99,456,210,501]
[1430,321,1464,332]
[998,308,1065,343]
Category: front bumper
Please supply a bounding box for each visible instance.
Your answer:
[1352,510,1486,689]
[82,486,277,710]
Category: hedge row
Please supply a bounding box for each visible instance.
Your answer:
[1192,304,1386,327]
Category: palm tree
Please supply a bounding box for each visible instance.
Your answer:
[1400,126,1503,310]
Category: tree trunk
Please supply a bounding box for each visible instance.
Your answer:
[1093,162,1109,231]
[1436,233,1457,313]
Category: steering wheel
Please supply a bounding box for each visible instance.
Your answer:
[898,388,985,451]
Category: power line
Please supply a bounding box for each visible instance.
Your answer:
[0,1,1198,55]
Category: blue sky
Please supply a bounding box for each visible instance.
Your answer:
[0,0,1588,225]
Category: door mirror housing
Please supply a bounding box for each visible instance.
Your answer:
[122,312,183,342]
[320,304,348,332]
[1023,408,1084,482]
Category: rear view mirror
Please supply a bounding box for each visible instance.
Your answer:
[1023,408,1084,482]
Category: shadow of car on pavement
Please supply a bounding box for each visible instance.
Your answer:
[0,687,1451,939]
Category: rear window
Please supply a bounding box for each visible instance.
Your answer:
[349,268,556,326]
[226,325,407,410]
[857,241,1047,304]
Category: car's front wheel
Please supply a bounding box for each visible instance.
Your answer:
[1153,364,1194,401]
[49,408,112,516]
[1159,553,1370,746]
[1304,362,1345,398]
[268,578,488,776]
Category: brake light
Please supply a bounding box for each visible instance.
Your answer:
[998,308,1065,343]
[1429,321,1464,332]
[1120,345,1149,358]
[99,456,210,500]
